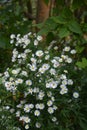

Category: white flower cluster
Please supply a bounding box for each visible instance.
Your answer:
[3,32,79,129]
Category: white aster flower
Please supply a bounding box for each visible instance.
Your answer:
[25,39,30,45]
[38,91,45,100]
[28,32,32,36]
[12,69,20,75]
[46,82,51,88]
[10,40,14,44]
[36,50,44,57]
[53,105,57,110]
[29,104,34,109]
[5,82,12,91]
[10,34,15,39]
[73,92,79,98]
[16,78,23,84]
[52,59,59,68]
[59,58,63,63]
[17,104,22,108]
[42,63,50,71]
[24,117,31,123]
[44,50,49,54]
[50,81,58,89]
[35,103,45,110]
[31,57,37,64]
[29,64,37,71]
[66,58,72,63]
[25,124,29,129]
[50,68,56,75]
[13,48,18,55]
[60,74,67,80]
[45,55,50,60]
[39,67,45,74]
[10,108,15,113]
[62,80,67,85]
[33,87,39,93]
[34,39,38,46]
[24,49,31,53]
[17,34,21,38]
[5,106,10,110]
[24,104,30,113]
[48,107,54,114]
[34,110,40,116]
[47,100,53,106]
[35,122,41,128]
[68,79,73,85]
[39,103,45,110]
[16,111,20,117]
[47,91,52,97]
[37,35,43,41]
[28,88,33,94]
[61,55,67,60]
[70,49,76,54]
[26,80,32,86]
[54,46,58,50]
[21,53,27,59]
[63,46,70,52]
[54,62,60,68]
[21,71,28,77]
[9,77,14,82]
[19,116,25,121]
[51,96,55,101]
[35,104,39,109]
[64,70,68,73]
[52,117,57,122]
[60,84,66,89]
[4,71,9,78]
[60,87,68,95]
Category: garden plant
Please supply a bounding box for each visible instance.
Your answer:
[0,0,87,130]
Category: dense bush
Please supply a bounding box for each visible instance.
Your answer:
[0,32,87,130]
[0,0,87,130]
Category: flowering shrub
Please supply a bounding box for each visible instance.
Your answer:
[1,32,81,130]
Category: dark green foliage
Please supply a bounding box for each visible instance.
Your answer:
[68,20,82,34]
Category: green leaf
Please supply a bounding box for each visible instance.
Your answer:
[58,27,70,38]
[68,20,82,34]
[34,23,44,29]
[76,58,87,68]
[52,16,67,24]
[45,18,58,30]
[52,8,73,24]
[37,19,57,35]
[37,28,49,35]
